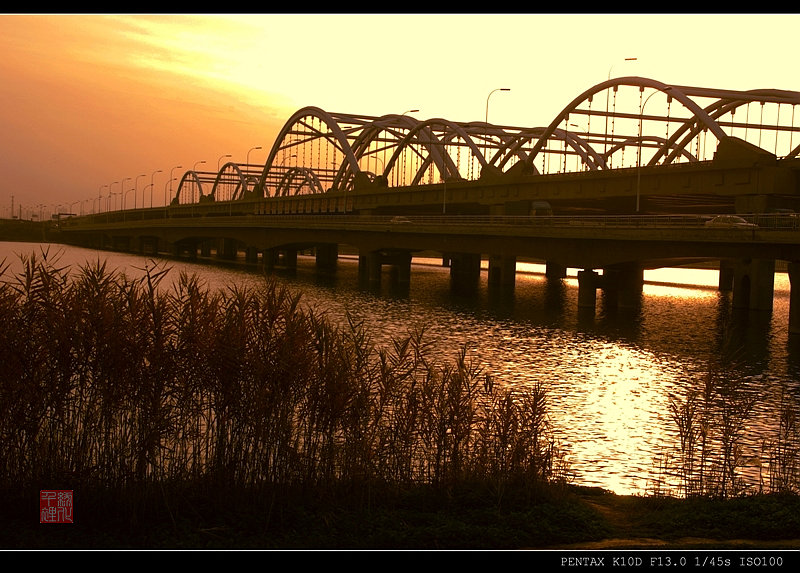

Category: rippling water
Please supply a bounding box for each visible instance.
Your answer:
[3,241,799,495]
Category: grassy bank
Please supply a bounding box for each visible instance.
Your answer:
[3,483,800,549]
[0,251,570,548]
[1,249,799,550]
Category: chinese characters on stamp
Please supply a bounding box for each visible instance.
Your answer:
[40,490,73,524]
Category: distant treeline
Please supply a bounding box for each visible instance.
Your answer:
[0,219,48,242]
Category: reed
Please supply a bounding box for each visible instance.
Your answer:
[0,249,568,517]
[667,365,798,499]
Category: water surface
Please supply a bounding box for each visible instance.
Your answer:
[3,241,797,495]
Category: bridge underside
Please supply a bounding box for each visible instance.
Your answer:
[60,208,800,334]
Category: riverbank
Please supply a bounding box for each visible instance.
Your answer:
[3,483,800,549]
[0,219,48,243]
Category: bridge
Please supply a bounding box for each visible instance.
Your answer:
[57,76,800,330]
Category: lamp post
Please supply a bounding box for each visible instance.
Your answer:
[150,169,162,208]
[192,161,207,202]
[218,154,232,170]
[120,177,131,211]
[636,87,670,212]
[246,146,262,169]
[169,166,182,206]
[485,89,509,125]
[605,58,637,159]
[108,181,118,213]
[143,183,153,209]
[279,153,297,167]
[98,184,107,213]
[123,187,136,211]
[484,88,510,165]
[164,178,176,209]
[134,174,146,209]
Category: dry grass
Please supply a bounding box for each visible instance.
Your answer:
[0,250,569,510]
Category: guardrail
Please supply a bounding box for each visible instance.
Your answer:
[59,210,800,232]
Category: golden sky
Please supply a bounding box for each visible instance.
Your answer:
[1,13,798,216]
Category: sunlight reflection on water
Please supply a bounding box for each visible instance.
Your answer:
[3,242,798,495]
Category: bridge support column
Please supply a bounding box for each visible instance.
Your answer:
[546,261,567,280]
[388,252,412,285]
[111,236,131,252]
[359,252,383,285]
[173,241,197,261]
[263,248,278,271]
[788,262,800,335]
[217,238,238,260]
[577,270,599,309]
[488,255,516,289]
[282,249,298,269]
[731,258,775,311]
[138,236,159,256]
[245,247,259,264]
[449,253,482,292]
[602,264,644,309]
[719,260,735,291]
[358,251,412,286]
[315,243,338,271]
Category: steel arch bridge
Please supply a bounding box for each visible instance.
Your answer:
[170,76,800,206]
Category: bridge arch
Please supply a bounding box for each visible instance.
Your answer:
[653,86,800,165]
[209,161,248,202]
[348,113,422,174]
[502,76,728,173]
[259,106,363,195]
[601,134,698,165]
[381,118,486,185]
[274,167,326,196]
[173,170,207,205]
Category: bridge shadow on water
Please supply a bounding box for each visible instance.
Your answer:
[272,255,792,370]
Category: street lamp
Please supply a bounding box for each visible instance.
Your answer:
[485,89,510,125]
[165,178,177,207]
[246,146,262,168]
[192,161,207,202]
[605,58,637,159]
[636,87,671,212]
[218,154,232,170]
[108,181,118,213]
[121,177,131,211]
[169,165,182,206]
[279,153,297,167]
[123,186,136,211]
[607,57,637,81]
[134,174,146,209]
[484,88,510,165]
[150,169,162,208]
[98,184,107,213]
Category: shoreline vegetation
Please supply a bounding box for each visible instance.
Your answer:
[0,247,799,550]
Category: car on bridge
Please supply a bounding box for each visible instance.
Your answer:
[704,215,757,228]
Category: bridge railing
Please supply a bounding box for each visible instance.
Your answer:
[58,209,800,232]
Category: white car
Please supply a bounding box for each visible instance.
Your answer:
[704,215,757,228]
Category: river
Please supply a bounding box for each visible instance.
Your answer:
[2,240,798,496]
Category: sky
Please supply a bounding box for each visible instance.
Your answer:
[1,13,799,218]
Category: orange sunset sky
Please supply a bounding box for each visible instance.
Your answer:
[1,13,798,218]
